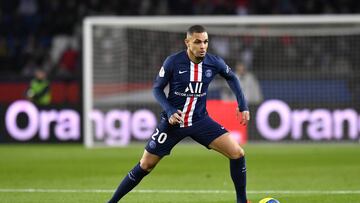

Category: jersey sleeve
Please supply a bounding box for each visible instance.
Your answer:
[152,57,178,118]
[217,57,249,111]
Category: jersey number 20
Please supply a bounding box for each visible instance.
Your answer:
[151,128,167,144]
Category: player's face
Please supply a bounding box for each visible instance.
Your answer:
[185,32,208,61]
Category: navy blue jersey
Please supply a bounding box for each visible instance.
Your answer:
[153,50,248,128]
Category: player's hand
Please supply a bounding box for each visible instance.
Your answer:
[236,108,250,126]
[168,110,184,125]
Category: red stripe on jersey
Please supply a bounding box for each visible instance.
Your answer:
[194,63,198,82]
[184,97,194,127]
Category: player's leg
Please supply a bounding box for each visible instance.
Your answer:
[107,150,161,203]
[108,117,186,203]
[208,132,245,159]
[209,133,248,203]
[189,116,248,203]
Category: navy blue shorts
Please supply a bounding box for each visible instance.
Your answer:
[145,115,228,157]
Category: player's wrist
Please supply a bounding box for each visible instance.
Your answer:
[238,106,249,112]
[166,108,178,118]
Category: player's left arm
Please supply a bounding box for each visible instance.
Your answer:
[218,59,250,125]
[153,57,179,120]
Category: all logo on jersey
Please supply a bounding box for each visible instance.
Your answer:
[185,82,203,94]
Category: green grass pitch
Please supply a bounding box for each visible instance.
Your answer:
[0,143,359,202]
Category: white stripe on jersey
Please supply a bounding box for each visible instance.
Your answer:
[190,62,195,82]
[180,97,191,128]
[187,97,198,127]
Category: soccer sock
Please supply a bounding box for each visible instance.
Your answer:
[230,156,247,203]
[108,163,149,203]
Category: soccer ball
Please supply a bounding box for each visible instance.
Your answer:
[259,197,280,203]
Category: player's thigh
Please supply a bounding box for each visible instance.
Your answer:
[209,132,245,159]
[145,119,187,157]
[189,116,227,149]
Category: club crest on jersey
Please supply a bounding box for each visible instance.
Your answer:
[205,69,212,78]
[159,66,165,77]
[149,140,157,149]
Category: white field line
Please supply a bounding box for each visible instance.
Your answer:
[0,189,359,195]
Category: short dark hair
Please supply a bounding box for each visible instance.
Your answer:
[187,25,206,35]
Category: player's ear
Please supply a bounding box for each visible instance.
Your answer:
[184,38,189,48]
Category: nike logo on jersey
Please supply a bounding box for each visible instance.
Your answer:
[179,70,187,74]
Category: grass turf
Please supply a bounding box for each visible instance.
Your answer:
[0,143,359,202]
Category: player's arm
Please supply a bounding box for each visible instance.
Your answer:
[218,59,250,125]
[152,58,182,124]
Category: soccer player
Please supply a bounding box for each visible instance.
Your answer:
[107,25,250,203]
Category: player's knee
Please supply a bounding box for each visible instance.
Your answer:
[228,147,245,159]
[140,159,158,172]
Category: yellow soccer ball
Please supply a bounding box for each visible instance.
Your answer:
[259,197,280,203]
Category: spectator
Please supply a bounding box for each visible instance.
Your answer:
[26,68,51,105]
[221,61,263,104]
[236,0,249,15]
[17,0,38,16]
[21,57,38,76]
[57,44,79,78]
[0,37,9,71]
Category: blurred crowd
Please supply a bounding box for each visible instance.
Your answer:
[1,0,360,79]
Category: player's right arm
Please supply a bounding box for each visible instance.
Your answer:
[153,57,183,125]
